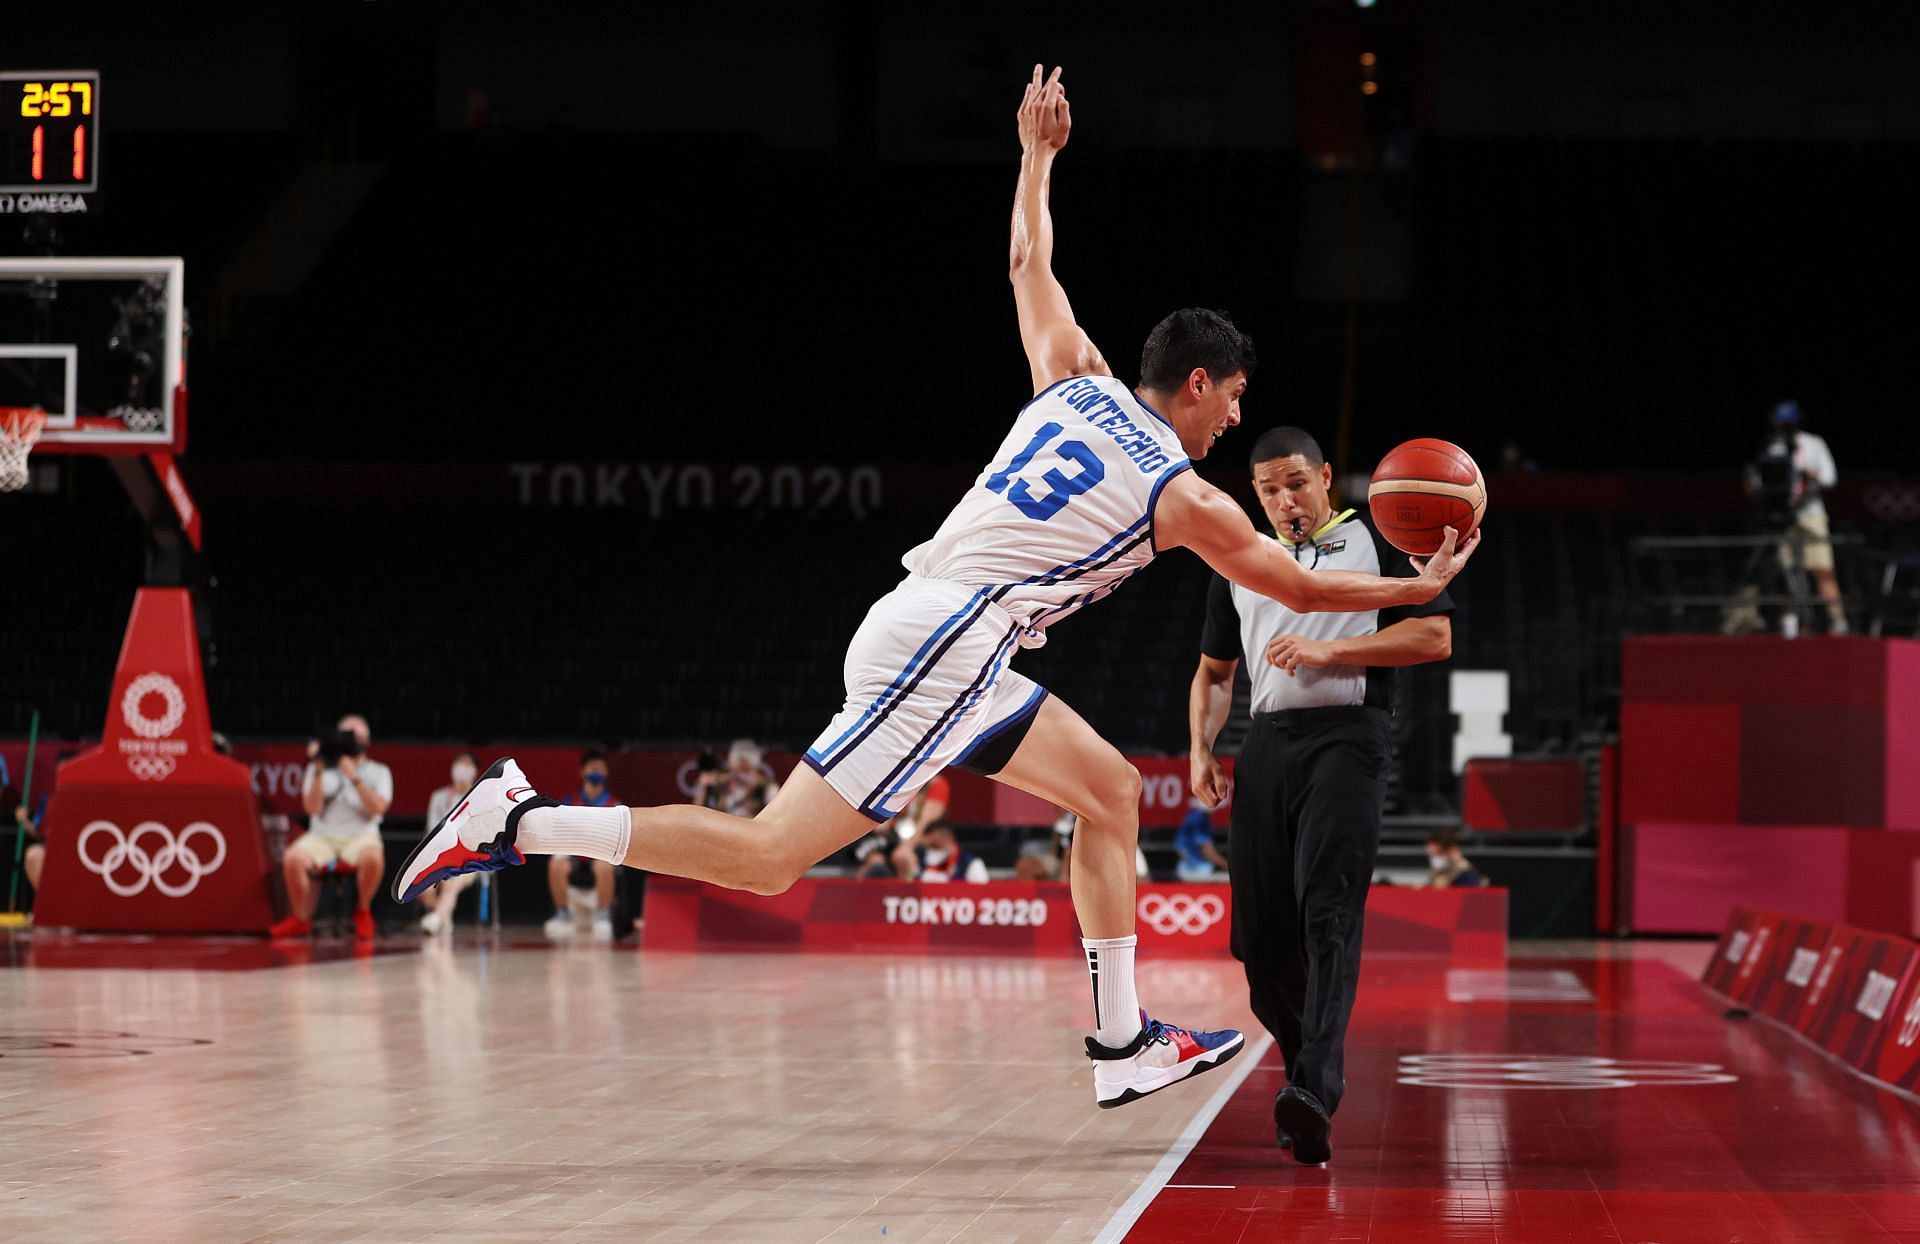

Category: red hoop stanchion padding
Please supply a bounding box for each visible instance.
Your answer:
[0,407,47,492]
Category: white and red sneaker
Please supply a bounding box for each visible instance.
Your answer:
[1086,1012,1245,1109]
[392,757,553,905]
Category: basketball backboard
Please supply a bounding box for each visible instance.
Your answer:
[0,257,186,455]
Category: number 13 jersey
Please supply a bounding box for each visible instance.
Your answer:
[902,374,1193,646]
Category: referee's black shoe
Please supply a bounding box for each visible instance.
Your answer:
[1274,1087,1331,1165]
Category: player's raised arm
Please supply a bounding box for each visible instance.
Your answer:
[1154,471,1479,612]
[1010,65,1111,393]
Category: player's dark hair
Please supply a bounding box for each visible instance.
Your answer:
[580,747,608,766]
[1249,426,1325,470]
[1139,308,1257,394]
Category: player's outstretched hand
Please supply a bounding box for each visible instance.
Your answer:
[1412,526,1481,594]
[1018,64,1071,154]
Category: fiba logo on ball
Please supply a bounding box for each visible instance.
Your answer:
[1138,893,1225,936]
[77,820,228,898]
[121,672,187,739]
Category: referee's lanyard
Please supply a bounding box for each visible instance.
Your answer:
[1274,508,1356,573]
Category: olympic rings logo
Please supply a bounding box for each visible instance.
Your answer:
[126,755,178,782]
[120,672,186,740]
[1397,1053,1737,1090]
[1138,892,1226,936]
[77,820,228,898]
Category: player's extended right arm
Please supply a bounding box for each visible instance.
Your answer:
[1010,65,1110,393]
[1156,471,1478,612]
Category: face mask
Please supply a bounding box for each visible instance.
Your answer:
[584,772,606,787]
[1428,853,1448,872]
[451,762,477,786]
[923,848,950,866]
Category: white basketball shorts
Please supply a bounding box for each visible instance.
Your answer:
[804,575,1048,822]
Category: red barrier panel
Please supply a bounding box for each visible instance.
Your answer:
[34,589,276,933]
[1787,923,1869,1037]
[1462,758,1585,833]
[1725,909,1787,1007]
[1629,823,1920,938]
[1750,915,1839,1026]
[1631,824,1849,935]
[1704,907,1920,1099]
[642,878,1506,961]
[1869,971,1920,1095]
[1798,930,1920,1070]
[1702,906,1761,997]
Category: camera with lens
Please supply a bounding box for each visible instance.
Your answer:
[315,728,366,769]
[1750,431,1801,529]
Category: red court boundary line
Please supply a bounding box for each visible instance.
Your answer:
[1091,1033,1273,1244]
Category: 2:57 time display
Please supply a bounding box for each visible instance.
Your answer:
[21,80,93,119]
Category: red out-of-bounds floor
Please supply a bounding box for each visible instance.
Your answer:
[1122,945,1920,1244]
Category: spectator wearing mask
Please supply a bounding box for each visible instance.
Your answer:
[417,751,480,936]
[895,823,989,884]
[545,749,619,941]
[1424,830,1488,889]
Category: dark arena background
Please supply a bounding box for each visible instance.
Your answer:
[6,3,1920,1240]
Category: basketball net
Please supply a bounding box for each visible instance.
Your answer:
[0,407,47,492]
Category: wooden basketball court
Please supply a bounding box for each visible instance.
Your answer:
[8,935,1918,1242]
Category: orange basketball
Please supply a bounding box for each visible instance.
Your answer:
[1367,438,1486,556]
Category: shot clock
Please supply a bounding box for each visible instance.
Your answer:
[1,70,100,213]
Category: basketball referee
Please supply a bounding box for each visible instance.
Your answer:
[1188,426,1455,1166]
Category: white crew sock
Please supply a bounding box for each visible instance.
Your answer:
[1083,935,1143,1048]
[515,804,631,865]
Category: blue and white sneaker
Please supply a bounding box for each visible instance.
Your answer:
[392,757,555,904]
[1086,1012,1245,1109]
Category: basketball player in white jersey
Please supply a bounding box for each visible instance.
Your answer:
[396,66,1477,1109]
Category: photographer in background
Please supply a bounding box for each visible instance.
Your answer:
[1749,400,1847,636]
[693,739,779,818]
[270,714,391,941]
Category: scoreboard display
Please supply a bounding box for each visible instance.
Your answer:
[1,70,100,212]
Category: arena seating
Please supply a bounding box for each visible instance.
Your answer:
[3,466,1898,804]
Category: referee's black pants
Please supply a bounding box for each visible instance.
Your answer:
[1228,705,1390,1116]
